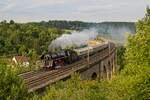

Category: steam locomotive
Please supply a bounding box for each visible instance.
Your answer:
[41,40,109,69]
[41,50,79,69]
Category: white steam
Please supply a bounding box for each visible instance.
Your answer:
[96,25,135,44]
[49,28,98,50]
[49,25,135,50]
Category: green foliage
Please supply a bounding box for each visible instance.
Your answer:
[14,65,38,74]
[18,45,27,55]
[41,73,106,100]
[0,63,28,100]
[117,46,125,70]
[39,66,150,100]
[114,7,150,99]
[28,49,38,63]
[125,7,150,68]
[98,66,150,100]
[0,21,64,55]
[34,20,135,32]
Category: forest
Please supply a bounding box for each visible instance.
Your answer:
[0,20,135,56]
[0,21,65,56]
[0,7,149,100]
[30,20,135,31]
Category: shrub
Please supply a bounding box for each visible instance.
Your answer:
[0,63,28,100]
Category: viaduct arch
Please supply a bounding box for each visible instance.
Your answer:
[80,48,116,80]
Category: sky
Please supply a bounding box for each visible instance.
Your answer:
[0,0,150,23]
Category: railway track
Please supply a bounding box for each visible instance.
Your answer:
[26,60,88,92]
[19,69,45,79]
[19,43,116,92]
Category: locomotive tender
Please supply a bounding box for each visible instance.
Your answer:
[41,39,109,69]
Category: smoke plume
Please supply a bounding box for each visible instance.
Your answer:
[49,25,135,51]
[97,26,133,44]
[49,28,98,50]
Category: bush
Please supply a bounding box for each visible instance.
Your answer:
[0,63,28,100]
[99,65,150,100]
[41,73,106,100]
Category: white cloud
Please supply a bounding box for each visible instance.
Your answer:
[0,0,150,22]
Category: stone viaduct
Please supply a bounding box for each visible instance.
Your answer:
[19,41,117,92]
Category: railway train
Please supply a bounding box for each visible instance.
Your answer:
[41,39,109,69]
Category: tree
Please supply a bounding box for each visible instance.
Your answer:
[28,49,38,62]
[125,7,150,68]
[10,20,15,24]
[0,64,28,100]
[117,46,125,70]
[18,45,27,56]
[117,7,150,99]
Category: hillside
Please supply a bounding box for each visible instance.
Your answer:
[29,21,135,33]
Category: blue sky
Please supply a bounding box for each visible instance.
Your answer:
[0,0,150,22]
